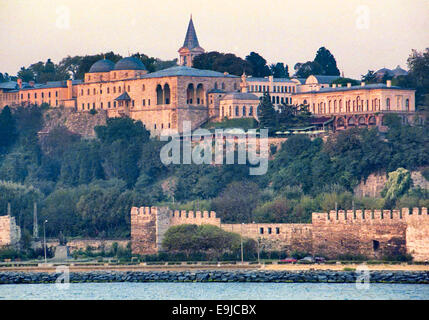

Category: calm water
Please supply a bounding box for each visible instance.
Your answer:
[1,282,429,300]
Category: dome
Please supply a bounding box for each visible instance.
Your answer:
[114,57,146,71]
[88,59,115,73]
[222,92,259,101]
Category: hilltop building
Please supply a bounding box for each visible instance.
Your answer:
[0,16,419,135]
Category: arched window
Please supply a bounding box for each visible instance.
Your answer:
[235,106,239,116]
[386,98,390,110]
[214,82,218,90]
[119,87,121,93]
[186,84,194,104]
[164,83,170,105]
[142,84,145,91]
[242,106,246,116]
[196,84,204,104]
[249,106,253,116]
[229,106,232,117]
[234,83,237,90]
[221,83,225,90]
[405,99,410,111]
[156,84,163,105]
[221,106,224,117]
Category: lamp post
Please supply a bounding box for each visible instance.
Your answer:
[43,220,48,264]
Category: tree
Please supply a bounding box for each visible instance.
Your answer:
[257,92,277,129]
[211,180,260,223]
[162,224,240,258]
[332,77,360,86]
[193,51,252,76]
[0,106,18,153]
[361,70,377,84]
[406,48,429,108]
[58,56,82,79]
[245,52,271,77]
[295,61,322,78]
[381,168,412,203]
[270,63,289,78]
[17,67,35,82]
[314,47,340,76]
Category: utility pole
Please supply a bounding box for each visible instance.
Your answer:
[43,220,48,264]
[33,202,39,239]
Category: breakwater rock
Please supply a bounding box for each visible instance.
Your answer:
[1,270,429,284]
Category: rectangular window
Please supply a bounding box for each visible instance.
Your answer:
[148,99,150,106]
[143,99,145,106]
[276,227,280,234]
[268,227,272,234]
[259,227,264,234]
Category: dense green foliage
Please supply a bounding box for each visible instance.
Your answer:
[0,105,427,241]
[16,52,177,82]
[193,51,288,78]
[294,47,340,78]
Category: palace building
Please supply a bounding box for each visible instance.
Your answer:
[0,16,419,134]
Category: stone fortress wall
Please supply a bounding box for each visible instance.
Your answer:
[131,206,429,261]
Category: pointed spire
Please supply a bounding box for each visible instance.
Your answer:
[183,15,200,49]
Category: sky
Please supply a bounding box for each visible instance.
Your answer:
[0,0,428,79]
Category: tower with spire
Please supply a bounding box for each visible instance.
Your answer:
[178,15,205,67]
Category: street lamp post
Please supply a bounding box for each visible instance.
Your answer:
[43,220,48,264]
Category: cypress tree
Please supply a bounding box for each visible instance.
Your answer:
[257,92,277,129]
[0,106,18,153]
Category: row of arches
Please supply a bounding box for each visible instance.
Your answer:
[156,84,171,105]
[336,115,377,128]
[186,83,205,105]
[307,97,382,115]
[221,105,255,118]
[306,96,411,115]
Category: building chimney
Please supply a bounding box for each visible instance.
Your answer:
[223,72,229,76]
[332,84,337,88]
[361,82,365,86]
[67,79,73,100]
[29,80,35,87]
[268,75,273,82]
[338,84,342,87]
[386,80,391,87]
[347,83,352,88]
[17,78,22,89]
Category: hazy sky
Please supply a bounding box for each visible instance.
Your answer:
[1,0,428,79]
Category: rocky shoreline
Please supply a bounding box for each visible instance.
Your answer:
[1,270,429,284]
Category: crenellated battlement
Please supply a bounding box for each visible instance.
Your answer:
[170,209,221,227]
[312,207,427,224]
